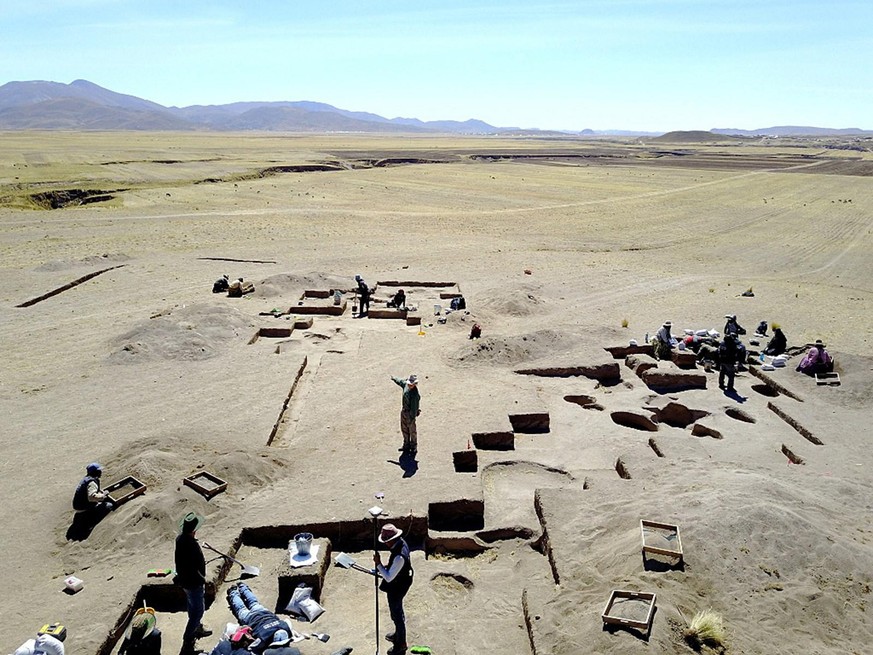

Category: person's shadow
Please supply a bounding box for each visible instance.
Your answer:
[387,451,418,478]
[65,506,112,541]
[724,388,748,403]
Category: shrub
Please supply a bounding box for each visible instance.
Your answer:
[684,608,726,650]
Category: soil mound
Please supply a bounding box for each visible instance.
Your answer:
[445,329,583,368]
[109,303,256,363]
[254,272,351,299]
[35,253,132,272]
[474,282,548,318]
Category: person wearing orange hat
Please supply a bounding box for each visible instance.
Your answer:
[374,523,414,655]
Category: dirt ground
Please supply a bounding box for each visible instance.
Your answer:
[1,132,872,655]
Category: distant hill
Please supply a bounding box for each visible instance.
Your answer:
[0,79,504,134]
[651,130,738,143]
[712,126,873,137]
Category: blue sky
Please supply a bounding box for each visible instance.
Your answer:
[2,0,871,131]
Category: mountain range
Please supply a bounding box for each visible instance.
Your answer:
[0,79,508,134]
[0,80,870,137]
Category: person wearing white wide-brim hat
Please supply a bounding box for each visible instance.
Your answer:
[373,523,414,655]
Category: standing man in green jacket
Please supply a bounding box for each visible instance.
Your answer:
[391,374,420,455]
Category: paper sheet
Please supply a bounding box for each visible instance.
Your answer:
[288,543,320,567]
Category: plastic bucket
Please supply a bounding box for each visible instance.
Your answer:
[294,532,313,557]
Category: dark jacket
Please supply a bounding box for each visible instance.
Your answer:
[72,475,101,511]
[118,628,162,655]
[763,329,787,356]
[718,337,738,366]
[380,538,413,598]
[262,648,302,655]
[245,610,291,653]
[174,533,206,589]
[209,639,252,655]
[357,280,370,301]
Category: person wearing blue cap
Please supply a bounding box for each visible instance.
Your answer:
[72,462,115,517]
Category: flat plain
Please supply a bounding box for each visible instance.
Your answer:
[1,131,872,655]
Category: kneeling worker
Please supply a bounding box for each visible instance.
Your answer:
[72,463,115,518]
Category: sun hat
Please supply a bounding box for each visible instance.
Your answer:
[126,609,156,641]
[407,374,418,385]
[725,314,736,320]
[270,630,291,646]
[378,523,403,544]
[86,462,103,475]
[662,321,672,328]
[179,511,203,534]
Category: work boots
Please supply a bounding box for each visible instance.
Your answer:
[193,624,213,639]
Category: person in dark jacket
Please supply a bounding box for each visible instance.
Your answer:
[119,609,162,655]
[763,327,787,356]
[387,289,406,310]
[175,512,212,654]
[72,462,115,518]
[374,523,414,655]
[723,314,746,338]
[718,334,738,392]
[355,275,371,316]
[226,583,294,654]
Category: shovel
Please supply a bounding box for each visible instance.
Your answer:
[334,552,375,575]
[203,542,260,578]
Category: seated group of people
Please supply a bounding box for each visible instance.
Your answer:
[653,316,832,379]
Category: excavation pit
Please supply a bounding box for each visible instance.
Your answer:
[768,402,823,445]
[691,423,723,439]
[654,402,709,428]
[453,449,478,473]
[648,438,665,458]
[782,444,805,465]
[249,326,293,344]
[430,572,474,603]
[725,407,756,423]
[472,431,515,451]
[276,537,332,607]
[428,499,485,533]
[752,383,780,397]
[564,394,597,407]
[611,411,659,432]
[508,412,550,434]
[615,457,632,480]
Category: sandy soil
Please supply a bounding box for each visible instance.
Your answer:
[1,132,872,655]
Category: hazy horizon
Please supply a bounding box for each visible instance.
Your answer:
[3,1,871,132]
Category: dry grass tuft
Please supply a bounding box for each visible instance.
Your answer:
[621,318,629,328]
[684,608,726,650]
